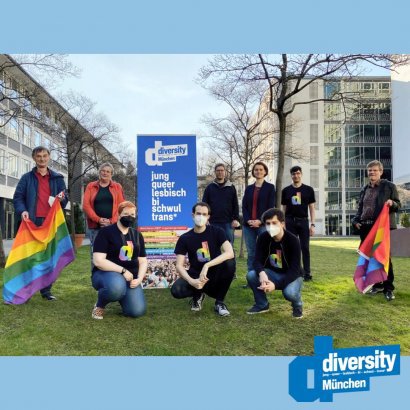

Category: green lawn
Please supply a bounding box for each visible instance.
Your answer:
[1,238,409,356]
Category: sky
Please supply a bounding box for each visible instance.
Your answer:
[55,54,227,153]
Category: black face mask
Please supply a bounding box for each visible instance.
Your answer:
[120,216,136,228]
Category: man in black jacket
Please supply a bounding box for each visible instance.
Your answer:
[352,160,401,301]
[246,208,303,318]
[202,163,240,246]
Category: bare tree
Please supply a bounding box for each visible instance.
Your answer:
[200,54,410,206]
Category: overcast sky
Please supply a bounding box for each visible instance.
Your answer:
[56,54,227,152]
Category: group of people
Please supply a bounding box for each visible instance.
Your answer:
[12,146,401,320]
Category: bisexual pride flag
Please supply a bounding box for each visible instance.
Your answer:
[353,204,390,293]
[3,200,75,304]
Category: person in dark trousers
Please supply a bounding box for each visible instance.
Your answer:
[13,145,68,301]
[242,162,276,275]
[352,160,401,301]
[246,208,303,318]
[281,165,316,281]
[202,163,240,246]
[171,202,235,316]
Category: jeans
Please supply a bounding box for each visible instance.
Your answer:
[243,225,265,271]
[34,217,53,296]
[285,217,311,275]
[359,224,394,291]
[246,269,303,309]
[88,228,100,270]
[211,222,234,246]
[171,259,235,303]
[92,270,146,318]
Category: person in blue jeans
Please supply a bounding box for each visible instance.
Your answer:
[246,208,303,318]
[91,201,147,319]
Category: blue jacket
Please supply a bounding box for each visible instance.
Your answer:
[13,167,68,220]
[242,181,276,225]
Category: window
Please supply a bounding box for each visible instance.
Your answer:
[360,82,374,91]
[34,130,42,147]
[0,148,5,174]
[310,146,319,165]
[378,82,390,93]
[21,158,31,174]
[310,103,318,120]
[8,118,19,141]
[346,191,361,211]
[324,124,341,143]
[326,146,341,165]
[309,82,318,99]
[326,214,342,236]
[327,169,341,188]
[22,123,31,147]
[310,169,319,188]
[324,103,340,121]
[326,192,342,211]
[324,82,340,99]
[8,153,19,177]
[43,137,50,149]
[346,169,364,188]
[310,124,318,143]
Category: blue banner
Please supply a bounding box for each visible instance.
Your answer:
[137,135,197,229]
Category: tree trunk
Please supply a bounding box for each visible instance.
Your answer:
[69,197,78,252]
[275,114,287,207]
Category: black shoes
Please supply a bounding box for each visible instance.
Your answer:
[292,307,303,318]
[384,291,395,301]
[42,293,57,301]
[303,274,313,282]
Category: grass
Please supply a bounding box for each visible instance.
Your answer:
[1,238,409,356]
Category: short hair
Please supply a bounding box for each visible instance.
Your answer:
[261,208,285,224]
[118,201,136,214]
[290,165,302,174]
[367,160,383,171]
[252,162,269,178]
[214,163,226,171]
[99,162,114,175]
[32,146,50,158]
[192,201,211,214]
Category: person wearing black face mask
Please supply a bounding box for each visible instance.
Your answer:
[91,201,147,320]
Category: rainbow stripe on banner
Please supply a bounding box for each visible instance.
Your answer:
[353,204,390,293]
[3,200,75,305]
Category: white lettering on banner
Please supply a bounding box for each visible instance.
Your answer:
[145,141,188,166]
[151,171,187,221]
[322,379,367,390]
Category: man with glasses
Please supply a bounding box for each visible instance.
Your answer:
[281,166,316,281]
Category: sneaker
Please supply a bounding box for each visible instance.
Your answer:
[92,305,104,320]
[190,293,205,311]
[292,307,303,318]
[366,287,384,296]
[247,304,270,315]
[384,291,395,301]
[214,302,230,317]
[303,274,313,282]
[42,293,57,301]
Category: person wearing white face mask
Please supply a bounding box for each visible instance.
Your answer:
[246,208,304,318]
[171,202,235,316]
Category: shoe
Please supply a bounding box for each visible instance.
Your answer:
[214,302,230,317]
[292,307,303,318]
[92,305,104,319]
[366,287,384,296]
[42,293,57,301]
[303,274,313,282]
[190,293,205,311]
[247,304,270,315]
[384,291,395,301]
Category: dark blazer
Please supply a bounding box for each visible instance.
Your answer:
[242,180,276,225]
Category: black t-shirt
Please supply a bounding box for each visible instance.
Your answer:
[94,185,113,219]
[174,225,227,275]
[281,184,315,218]
[92,224,146,277]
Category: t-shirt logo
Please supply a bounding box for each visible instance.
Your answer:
[119,241,134,261]
[269,250,282,269]
[197,241,210,262]
[292,192,301,205]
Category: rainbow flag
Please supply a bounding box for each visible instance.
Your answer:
[3,200,75,304]
[353,204,390,293]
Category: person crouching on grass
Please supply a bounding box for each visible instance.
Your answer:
[91,201,147,320]
[171,202,235,316]
[246,208,304,318]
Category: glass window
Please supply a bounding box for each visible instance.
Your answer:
[382,168,392,181]
[8,118,19,141]
[310,124,318,143]
[363,125,375,142]
[324,103,340,121]
[310,103,318,120]
[326,214,342,236]
[379,124,391,142]
[8,153,19,177]
[364,146,376,162]
[21,158,31,174]
[22,123,31,147]
[34,131,42,147]
[346,191,361,210]
[326,146,341,165]
[324,124,341,143]
[43,137,50,149]
[327,169,341,188]
[346,169,364,188]
[0,148,5,174]
[346,124,361,143]
[326,192,341,211]
[324,82,340,99]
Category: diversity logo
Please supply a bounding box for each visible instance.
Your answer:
[269,250,282,268]
[145,140,188,166]
[291,192,301,205]
[197,241,211,262]
[119,241,134,261]
[288,336,400,402]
